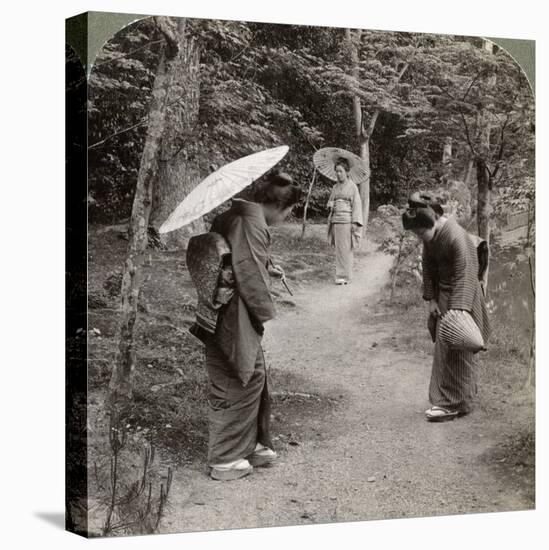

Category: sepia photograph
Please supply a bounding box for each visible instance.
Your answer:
[65,8,536,540]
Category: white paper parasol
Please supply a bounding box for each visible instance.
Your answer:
[159,145,289,233]
[313,147,369,185]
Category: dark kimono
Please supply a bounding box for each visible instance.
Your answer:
[204,199,276,465]
[422,218,490,413]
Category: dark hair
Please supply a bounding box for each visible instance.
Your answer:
[408,191,444,216]
[402,206,436,230]
[334,157,351,172]
[255,172,301,209]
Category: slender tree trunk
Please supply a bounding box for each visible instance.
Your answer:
[345,28,370,230]
[463,157,475,186]
[150,21,203,248]
[109,22,182,405]
[476,159,492,242]
[359,135,372,228]
[301,168,317,239]
[475,157,492,290]
[442,137,452,186]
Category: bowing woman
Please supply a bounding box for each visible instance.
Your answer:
[402,192,490,422]
[194,173,301,480]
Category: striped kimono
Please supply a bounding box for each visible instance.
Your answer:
[422,218,490,413]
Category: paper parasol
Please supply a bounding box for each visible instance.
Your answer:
[312,147,369,185]
[159,145,289,233]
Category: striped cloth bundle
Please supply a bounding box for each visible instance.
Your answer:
[439,309,485,353]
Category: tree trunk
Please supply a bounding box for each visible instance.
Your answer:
[345,28,370,230]
[475,158,491,242]
[359,135,371,228]
[442,137,452,186]
[109,23,182,405]
[463,157,475,186]
[301,168,317,239]
[476,157,492,290]
[150,21,204,248]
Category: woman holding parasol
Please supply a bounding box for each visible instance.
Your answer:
[402,191,490,422]
[202,173,300,479]
[161,146,300,480]
[314,148,366,285]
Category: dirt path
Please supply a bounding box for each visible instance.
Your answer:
[162,243,533,533]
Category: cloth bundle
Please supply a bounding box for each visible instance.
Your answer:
[186,232,235,334]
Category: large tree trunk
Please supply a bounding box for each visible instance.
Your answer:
[150,21,204,248]
[109,21,183,405]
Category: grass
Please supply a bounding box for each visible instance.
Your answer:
[85,223,340,479]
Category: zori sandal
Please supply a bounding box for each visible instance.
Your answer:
[209,458,253,481]
[247,443,278,467]
[425,406,460,422]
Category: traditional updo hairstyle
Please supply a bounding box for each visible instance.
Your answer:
[334,157,351,173]
[255,171,301,209]
[408,191,444,216]
[402,191,443,230]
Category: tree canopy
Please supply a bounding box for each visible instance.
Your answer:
[87,17,534,227]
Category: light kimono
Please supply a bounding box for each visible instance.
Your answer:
[327,180,363,280]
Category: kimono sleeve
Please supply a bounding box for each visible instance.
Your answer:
[447,232,477,311]
[351,183,363,226]
[230,217,276,324]
[421,246,437,301]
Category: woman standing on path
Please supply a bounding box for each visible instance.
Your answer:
[190,173,301,480]
[327,158,363,285]
[402,192,490,422]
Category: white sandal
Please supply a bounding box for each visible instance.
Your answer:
[425,406,459,422]
[247,443,277,467]
[209,458,253,480]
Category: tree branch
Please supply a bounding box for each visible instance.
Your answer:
[88,93,191,150]
[88,118,147,150]
[491,111,511,180]
[458,109,477,157]
[364,61,409,139]
[93,39,165,69]
[439,85,456,102]
[228,31,255,63]
[461,70,485,102]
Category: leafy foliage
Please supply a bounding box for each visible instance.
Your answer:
[87,19,534,229]
[369,204,421,299]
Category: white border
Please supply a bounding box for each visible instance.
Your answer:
[2,1,546,549]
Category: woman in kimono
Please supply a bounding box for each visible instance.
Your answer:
[200,173,301,480]
[327,158,363,284]
[402,192,490,422]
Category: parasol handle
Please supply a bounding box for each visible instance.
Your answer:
[268,258,293,296]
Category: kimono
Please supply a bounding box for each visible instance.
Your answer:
[422,218,490,413]
[201,199,276,465]
[327,180,363,280]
